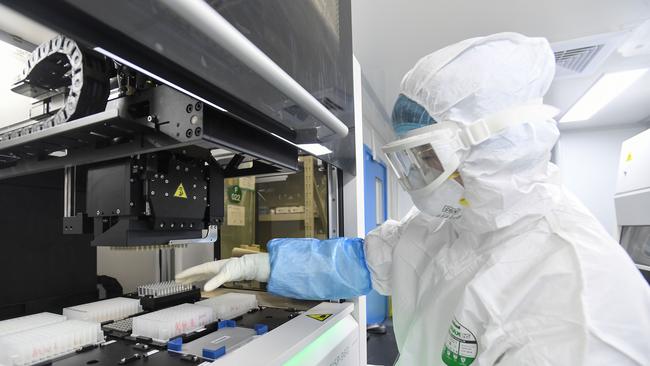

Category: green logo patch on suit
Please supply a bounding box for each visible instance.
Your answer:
[441,318,477,366]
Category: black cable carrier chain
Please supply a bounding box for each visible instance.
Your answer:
[0,35,110,143]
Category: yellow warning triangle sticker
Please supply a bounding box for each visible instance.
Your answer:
[174,183,188,199]
[306,313,333,322]
[626,152,633,162]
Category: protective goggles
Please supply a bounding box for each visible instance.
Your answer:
[383,103,559,196]
[383,122,463,195]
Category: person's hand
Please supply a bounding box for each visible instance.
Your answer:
[175,253,270,292]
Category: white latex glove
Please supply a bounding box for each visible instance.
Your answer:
[175,253,270,292]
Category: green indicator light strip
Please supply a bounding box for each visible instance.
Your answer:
[282,318,348,366]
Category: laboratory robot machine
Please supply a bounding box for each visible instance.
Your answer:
[0,1,367,365]
[615,128,650,284]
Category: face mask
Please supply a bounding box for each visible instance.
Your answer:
[412,177,465,220]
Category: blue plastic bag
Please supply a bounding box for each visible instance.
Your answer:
[267,237,372,300]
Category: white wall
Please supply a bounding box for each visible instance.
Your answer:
[0,6,57,128]
[0,41,34,128]
[556,125,647,236]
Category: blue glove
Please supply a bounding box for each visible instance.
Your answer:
[267,237,372,300]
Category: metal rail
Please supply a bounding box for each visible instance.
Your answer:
[159,0,350,138]
[63,166,74,218]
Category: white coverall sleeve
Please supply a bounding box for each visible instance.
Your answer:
[364,207,420,296]
[364,219,401,296]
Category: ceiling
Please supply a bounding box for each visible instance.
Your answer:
[351,0,650,131]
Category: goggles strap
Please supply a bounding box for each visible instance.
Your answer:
[461,104,559,147]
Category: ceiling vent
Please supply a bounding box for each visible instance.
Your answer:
[554,45,604,73]
[552,31,627,80]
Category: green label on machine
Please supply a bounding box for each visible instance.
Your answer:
[228,185,242,203]
[441,318,477,366]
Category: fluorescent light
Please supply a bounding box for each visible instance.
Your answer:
[297,143,332,156]
[48,149,68,157]
[560,68,648,123]
[270,133,333,157]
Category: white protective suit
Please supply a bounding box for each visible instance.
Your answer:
[365,32,650,366]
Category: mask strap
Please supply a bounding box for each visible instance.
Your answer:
[460,104,559,148]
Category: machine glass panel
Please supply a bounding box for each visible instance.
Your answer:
[220,156,329,263]
[54,0,354,140]
[619,225,650,267]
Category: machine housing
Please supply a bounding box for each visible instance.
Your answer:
[614,128,650,282]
